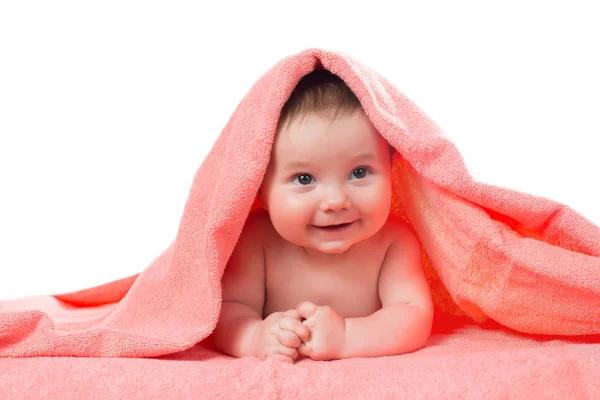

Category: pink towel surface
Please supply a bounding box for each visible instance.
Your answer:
[1,48,599,397]
[1,321,599,399]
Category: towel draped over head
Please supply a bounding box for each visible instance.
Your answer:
[1,48,599,358]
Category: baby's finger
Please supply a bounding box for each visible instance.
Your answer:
[267,344,298,361]
[276,328,302,348]
[283,309,302,320]
[279,317,311,341]
[297,342,311,357]
[267,353,295,364]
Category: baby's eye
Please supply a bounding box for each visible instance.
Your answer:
[295,174,314,186]
[292,167,372,186]
[352,167,369,179]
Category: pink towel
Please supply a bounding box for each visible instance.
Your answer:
[1,48,599,359]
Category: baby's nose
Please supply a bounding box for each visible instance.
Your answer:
[320,188,350,211]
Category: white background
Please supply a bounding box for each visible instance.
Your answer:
[1,1,598,300]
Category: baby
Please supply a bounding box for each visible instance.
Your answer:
[211,69,433,362]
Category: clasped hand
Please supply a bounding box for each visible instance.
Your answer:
[295,301,346,361]
[255,301,346,362]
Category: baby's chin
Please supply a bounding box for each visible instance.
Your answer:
[298,237,363,258]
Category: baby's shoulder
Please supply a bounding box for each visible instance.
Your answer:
[381,215,415,246]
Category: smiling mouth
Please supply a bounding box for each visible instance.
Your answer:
[315,221,355,231]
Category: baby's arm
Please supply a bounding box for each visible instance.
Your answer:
[212,213,267,358]
[214,302,262,358]
[211,212,308,361]
[342,223,433,358]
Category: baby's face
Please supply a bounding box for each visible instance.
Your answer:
[260,109,392,259]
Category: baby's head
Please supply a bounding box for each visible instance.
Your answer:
[259,69,394,259]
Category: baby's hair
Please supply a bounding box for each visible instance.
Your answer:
[277,69,360,132]
[277,69,395,164]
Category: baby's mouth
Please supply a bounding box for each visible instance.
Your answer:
[315,222,354,231]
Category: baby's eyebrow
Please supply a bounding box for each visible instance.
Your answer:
[283,152,377,171]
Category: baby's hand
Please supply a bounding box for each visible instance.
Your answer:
[252,309,310,363]
[296,301,346,361]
